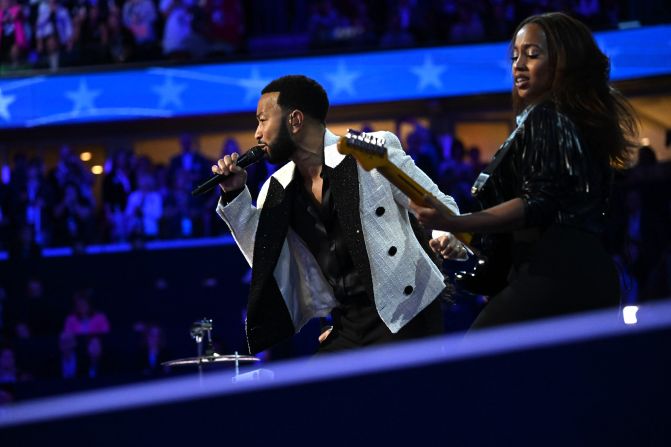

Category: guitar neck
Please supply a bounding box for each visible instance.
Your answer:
[376,164,472,246]
[377,164,455,215]
[336,130,471,246]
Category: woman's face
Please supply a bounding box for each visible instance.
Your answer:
[512,23,552,104]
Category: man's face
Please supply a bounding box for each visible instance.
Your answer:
[254,92,298,165]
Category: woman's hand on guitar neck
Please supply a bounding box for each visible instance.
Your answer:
[409,198,460,232]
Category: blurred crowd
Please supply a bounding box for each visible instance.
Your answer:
[0,122,670,403]
[0,134,255,254]
[2,120,670,296]
[0,280,177,404]
[0,122,487,255]
[1,0,669,73]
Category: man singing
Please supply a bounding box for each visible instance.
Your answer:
[213,75,462,354]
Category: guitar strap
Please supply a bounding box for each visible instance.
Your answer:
[471,105,534,198]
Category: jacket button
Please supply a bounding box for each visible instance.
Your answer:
[403,285,413,295]
[388,246,397,256]
[375,206,385,216]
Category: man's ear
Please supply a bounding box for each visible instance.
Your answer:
[288,110,304,132]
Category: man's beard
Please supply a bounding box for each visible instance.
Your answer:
[266,120,298,165]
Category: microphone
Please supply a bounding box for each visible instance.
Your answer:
[191,146,267,196]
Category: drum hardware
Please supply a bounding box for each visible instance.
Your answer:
[161,318,260,382]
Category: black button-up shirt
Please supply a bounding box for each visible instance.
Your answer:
[289,167,367,304]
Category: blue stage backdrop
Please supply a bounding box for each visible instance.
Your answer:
[0,25,669,129]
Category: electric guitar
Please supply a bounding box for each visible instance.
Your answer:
[336,129,472,246]
[337,129,510,296]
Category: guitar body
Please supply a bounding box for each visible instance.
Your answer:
[451,163,514,297]
[448,232,513,297]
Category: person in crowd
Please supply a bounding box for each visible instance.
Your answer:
[74,0,111,65]
[35,0,76,69]
[51,181,94,248]
[44,331,82,379]
[0,345,18,383]
[122,0,159,59]
[63,289,111,336]
[161,168,198,238]
[0,345,31,383]
[107,5,136,63]
[0,0,29,67]
[125,171,163,241]
[11,157,52,247]
[201,0,244,56]
[168,133,211,185]
[102,149,134,242]
[159,0,207,59]
[134,322,171,376]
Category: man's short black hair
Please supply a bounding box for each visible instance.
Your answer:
[261,75,329,124]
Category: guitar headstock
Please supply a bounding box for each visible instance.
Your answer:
[337,129,388,171]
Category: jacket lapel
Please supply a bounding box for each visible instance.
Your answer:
[252,177,292,289]
[328,155,375,302]
[246,177,295,354]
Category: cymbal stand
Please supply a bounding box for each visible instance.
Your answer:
[190,318,213,384]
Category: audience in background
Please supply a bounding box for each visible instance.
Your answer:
[0,1,666,408]
[1,0,668,71]
[0,117,668,405]
[0,130,668,306]
[0,140,665,404]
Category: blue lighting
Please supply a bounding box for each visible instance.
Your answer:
[0,25,669,129]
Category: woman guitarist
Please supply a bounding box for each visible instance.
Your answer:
[412,12,638,329]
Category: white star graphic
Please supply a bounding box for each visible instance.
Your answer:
[240,68,271,103]
[65,79,101,115]
[325,61,361,97]
[152,76,187,108]
[0,88,16,121]
[410,55,447,91]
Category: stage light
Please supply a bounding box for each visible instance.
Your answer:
[623,305,639,325]
[80,151,92,161]
[91,165,104,175]
[1,165,9,184]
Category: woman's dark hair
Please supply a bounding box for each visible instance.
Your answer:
[511,12,637,167]
[261,75,329,124]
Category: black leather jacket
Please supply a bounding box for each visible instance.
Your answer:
[477,101,611,235]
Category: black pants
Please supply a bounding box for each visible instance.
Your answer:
[471,225,621,329]
[316,296,444,354]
